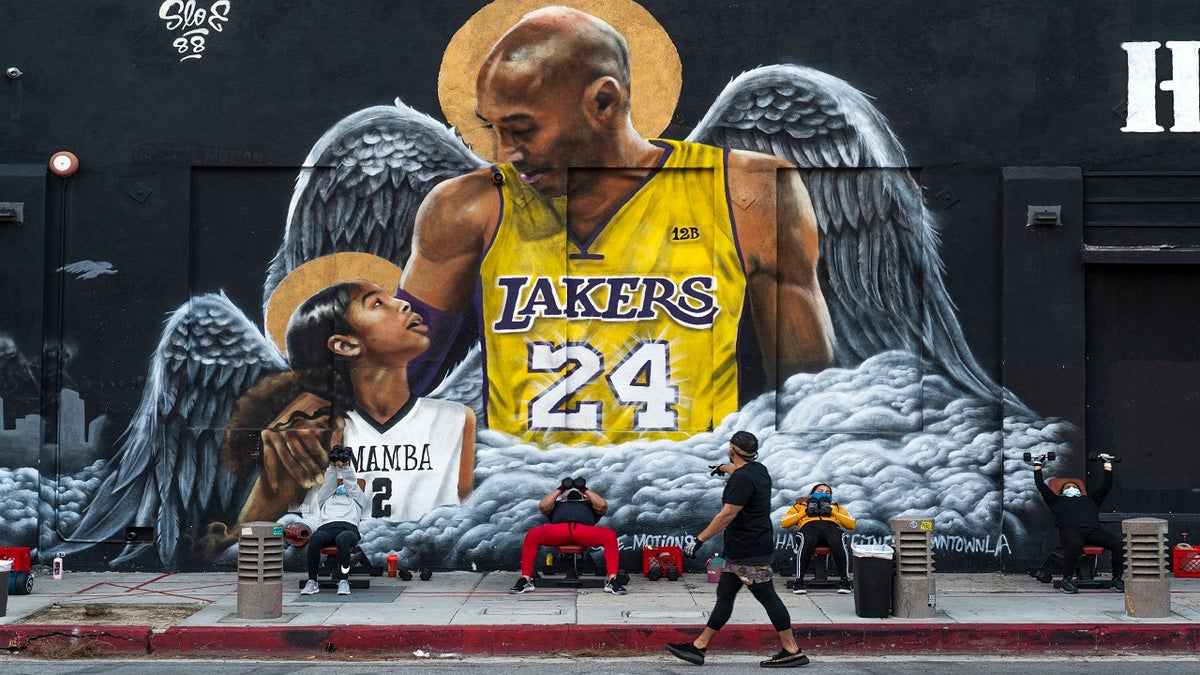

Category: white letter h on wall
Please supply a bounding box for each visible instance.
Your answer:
[1122,41,1200,132]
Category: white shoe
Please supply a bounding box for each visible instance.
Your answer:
[300,579,320,595]
[337,579,351,595]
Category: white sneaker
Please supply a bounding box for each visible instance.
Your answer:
[337,579,351,595]
[300,579,320,595]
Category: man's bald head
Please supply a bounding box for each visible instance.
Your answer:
[479,6,631,107]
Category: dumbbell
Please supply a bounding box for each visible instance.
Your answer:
[1022,451,1057,462]
[1088,453,1123,463]
[560,476,588,491]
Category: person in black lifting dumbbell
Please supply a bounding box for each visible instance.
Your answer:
[1033,452,1124,594]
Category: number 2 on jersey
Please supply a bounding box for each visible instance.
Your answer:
[527,340,679,431]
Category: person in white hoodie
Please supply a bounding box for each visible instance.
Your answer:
[300,445,370,595]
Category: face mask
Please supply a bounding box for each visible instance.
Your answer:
[1062,487,1081,497]
[335,485,347,496]
[811,492,831,501]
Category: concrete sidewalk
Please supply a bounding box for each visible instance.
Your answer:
[2,571,1198,657]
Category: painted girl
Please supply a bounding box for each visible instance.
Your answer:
[238,279,475,525]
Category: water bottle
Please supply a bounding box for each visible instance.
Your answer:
[705,554,725,583]
[52,552,65,580]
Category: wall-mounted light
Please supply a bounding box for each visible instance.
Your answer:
[49,151,79,177]
[1026,205,1061,227]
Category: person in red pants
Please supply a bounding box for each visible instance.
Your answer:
[509,477,626,595]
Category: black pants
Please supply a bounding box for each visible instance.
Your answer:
[1060,526,1124,579]
[795,521,851,580]
[307,522,360,581]
[706,571,791,633]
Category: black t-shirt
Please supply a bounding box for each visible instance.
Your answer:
[549,497,599,526]
[721,461,774,560]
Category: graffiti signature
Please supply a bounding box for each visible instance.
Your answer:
[159,0,231,62]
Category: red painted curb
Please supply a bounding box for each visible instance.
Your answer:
[142,623,1200,657]
[0,625,151,655]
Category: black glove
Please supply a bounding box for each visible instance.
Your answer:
[683,537,704,559]
[709,464,724,477]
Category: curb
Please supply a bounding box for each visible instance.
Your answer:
[4,623,1198,657]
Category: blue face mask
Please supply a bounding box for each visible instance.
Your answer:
[1062,487,1081,497]
[335,485,347,496]
[811,492,831,501]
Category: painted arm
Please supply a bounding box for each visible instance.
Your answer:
[400,172,496,313]
[731,153,835,386]
[458,408,477,500]
[398,173,496,393]
[238,411,344,524]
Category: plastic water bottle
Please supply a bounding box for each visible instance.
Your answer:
[705,554,725,583]
[52,553,65,580]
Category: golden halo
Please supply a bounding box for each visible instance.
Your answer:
[438,0,682,161]
[264,252,403,356]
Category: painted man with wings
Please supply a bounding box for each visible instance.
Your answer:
[54,3,1019,569]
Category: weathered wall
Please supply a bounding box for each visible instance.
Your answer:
[1,1,1197,575]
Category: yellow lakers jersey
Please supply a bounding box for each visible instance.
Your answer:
[480,139,746,445]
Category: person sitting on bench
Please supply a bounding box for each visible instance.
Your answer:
[780,483,856,594]
[509,477,626,595]
[1034,455,1124,594]
[300,445,369,596]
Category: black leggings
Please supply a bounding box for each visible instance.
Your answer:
[1060,526,1125,578]
[307,522,360,581]
[706,571,791,633]
[795,521,851,579]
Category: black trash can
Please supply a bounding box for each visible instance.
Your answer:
[851,545,894,618]
[0,566,10,617]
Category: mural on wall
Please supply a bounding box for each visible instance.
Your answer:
[3,0,1081,572]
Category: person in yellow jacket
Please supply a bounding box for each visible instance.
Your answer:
[780,483,856,594]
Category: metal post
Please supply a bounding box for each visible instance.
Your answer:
[889,517,936,618]
[236,521,284,620]
[1122,517,1170,618]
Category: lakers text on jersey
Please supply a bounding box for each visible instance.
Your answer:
[480,139,746,445]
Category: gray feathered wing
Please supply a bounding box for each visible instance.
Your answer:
[263,100,487,311]
[58,293,287,568]
[687,64,998,401]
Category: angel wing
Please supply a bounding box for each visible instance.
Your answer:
[57,260,117,280]
[57,293,287,568]
[262,99,487,310]
[687,64,997,401]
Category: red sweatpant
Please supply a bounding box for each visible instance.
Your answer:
[520,522,620,577]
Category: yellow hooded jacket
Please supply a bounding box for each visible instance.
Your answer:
[781,497,857,531]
